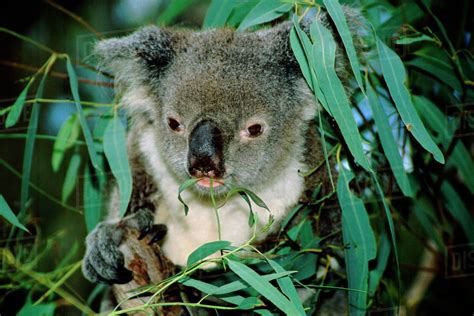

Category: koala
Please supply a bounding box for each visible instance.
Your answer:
[82,10,356,286]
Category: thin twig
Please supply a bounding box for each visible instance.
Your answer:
[45,0,104,39]
[0,60,113,88]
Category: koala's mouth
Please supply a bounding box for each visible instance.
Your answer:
[196,177,224,188]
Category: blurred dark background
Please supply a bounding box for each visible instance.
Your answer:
[0,0,472,315]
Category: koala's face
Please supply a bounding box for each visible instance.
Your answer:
[98,25,316,195]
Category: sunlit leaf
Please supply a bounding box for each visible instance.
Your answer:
[157,0,195,25]
[311,19,370,171]
[178,178,199,216]
[323,0,364,91]
[367,80,413,197]
[338,167,376,314]
[227,259,303,315]
[376,37,444,164]
[61,152,81,203]
[187,240,231,266]
[204,0,235,28]
[66,57,101,170]
[5,77,35,128]
[103,116,132,217]
[237,0,292,31]
[0,194,28,232]
[52,113,80,172]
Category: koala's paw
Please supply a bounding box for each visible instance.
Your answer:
[82,208,166,284]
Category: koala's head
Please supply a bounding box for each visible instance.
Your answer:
[96,23,318,195]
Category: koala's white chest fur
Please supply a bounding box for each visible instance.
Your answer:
[139,131,305,267]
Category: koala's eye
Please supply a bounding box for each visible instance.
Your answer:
[246,124,263,137]
[167,117,183,132]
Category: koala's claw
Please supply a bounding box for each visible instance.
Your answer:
[148,224,167,245]
[82,208,160,284]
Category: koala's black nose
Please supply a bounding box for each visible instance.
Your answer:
[188,120,225,178]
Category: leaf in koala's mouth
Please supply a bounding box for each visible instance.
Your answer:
[196,177,224,188]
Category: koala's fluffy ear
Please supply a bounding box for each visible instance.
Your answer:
[95,26,186,81]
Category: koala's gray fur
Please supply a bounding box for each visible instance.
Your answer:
[82,10,361,310]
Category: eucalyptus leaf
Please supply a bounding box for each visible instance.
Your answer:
[366,80,413,197]
[376,37,444,164]
[338,167,376,314]
[61,152,81,203]
[52,114,80,172]
[203,0,235,28]
[227,259,303,315]
[103,116,132,217]
[237,0,292,31]
[5,77,35,128]
[0,194,29,232]
[186,240,231,266]
[311,19,370,171]
[66,57,101,170]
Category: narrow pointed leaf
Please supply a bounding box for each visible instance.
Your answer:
[0,195,29,232]
[323,0,364,91]
[338,167,376,314]
[66,57,101,170]
[186,240,231,266]
[267,259,305,316]
[311,20,370,171]
[52,114,80,172]
[103,116,132,217]
[204,0,235,28]
[83,163,104,232]
[375,37,444,163]
[368,232,390,296]
[366,80,413,197]
[61,152,82,203]
[5,78,35,128]
[227,259,302,315]
[237,0,292,31]
[178,178,199,216]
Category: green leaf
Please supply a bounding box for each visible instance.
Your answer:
[19,58,51,217]
[83,163,104,232]
[375,37,444,164]
[61,152,81,203]
[52,114,80,172]
[407,55,462,92]
[0,195,28,232]
[238,297,261,309]
[267,259,305,316]
[203,0,235,28]
[103,116,132,218]
[412,197,444,251]
[290,26,314,91]
[227,0,259,28]
[338,167,376,314]
[5,78,35,128]
[323,0,364,91]
[395,34,437,45]
[178,178,199,216]
[412,96,455,146]
[366,80,413,197]
[17,299,55,316]
[311,19,370,171]
[448,142,474,194]
[186,240,231,266]
[368,232,390,296]
[157,0,195,25]
[180,277,248,306]
[441,181,474,244]
[210,271,296,295]
[227,259,302,315]
[66,57,101,171]
[237,0,292,31]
